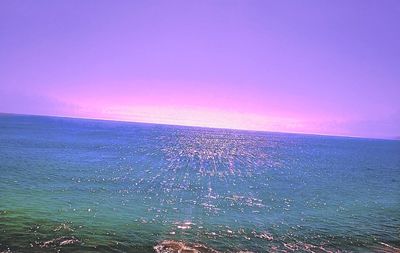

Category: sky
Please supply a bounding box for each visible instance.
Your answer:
[1,0,399,139]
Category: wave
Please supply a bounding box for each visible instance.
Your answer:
[154,240,221,253]
[38,236,80,248]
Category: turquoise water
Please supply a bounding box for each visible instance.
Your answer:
[0,114,399,252]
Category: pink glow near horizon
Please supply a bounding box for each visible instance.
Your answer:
[0,1,399,139]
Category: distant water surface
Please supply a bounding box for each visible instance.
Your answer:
[0,114,399,252]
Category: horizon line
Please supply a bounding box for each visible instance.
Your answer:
[1,111,398,141]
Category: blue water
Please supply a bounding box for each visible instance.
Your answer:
[0,114,399,252]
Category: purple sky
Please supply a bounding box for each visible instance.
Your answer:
[1,0,399,139]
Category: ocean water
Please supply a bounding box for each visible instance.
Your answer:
[0,114,399,253]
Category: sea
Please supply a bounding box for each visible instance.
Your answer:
[0,114,399,253]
